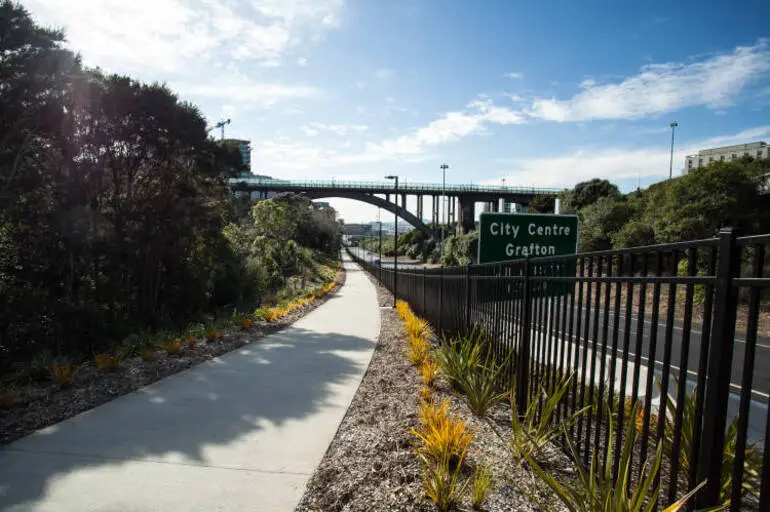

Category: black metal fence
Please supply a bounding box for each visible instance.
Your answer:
[348,228,770,510]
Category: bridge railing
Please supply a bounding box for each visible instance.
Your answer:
[228,177,562,196]
[348,229,770,510]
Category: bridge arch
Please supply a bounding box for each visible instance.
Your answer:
[301,190,434,238]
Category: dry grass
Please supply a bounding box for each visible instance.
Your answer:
[419,360,439,387]
[162,339,183,356]
[412,399,475,466]
[93,353,122,372]
[50,362,75,388]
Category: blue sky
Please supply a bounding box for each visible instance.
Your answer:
[23,0,770,222]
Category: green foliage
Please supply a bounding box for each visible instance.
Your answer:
[521,403,705,512]
[660,380,761,506]
[440,232,478,266]
[529,194,557,214]
[418,451,472,512]
[578,196,632,252]
[470,462,494,509]
[434,328,487,393]
[508,374,587,462]
[561,179,620,212]
[0,3,343,378]
[610,219,656,249]
[12,350,55,385]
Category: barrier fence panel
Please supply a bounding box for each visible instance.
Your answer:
[346,229,770,510]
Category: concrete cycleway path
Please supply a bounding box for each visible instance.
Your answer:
[0,255,379,512]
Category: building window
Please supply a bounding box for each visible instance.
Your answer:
[709,157,714,162]
[688,160,693,169]
[732,153,738,160]
[720,155,725,161]
[758,151,764,159]
[744,152,750,158]
[698,158,703,167]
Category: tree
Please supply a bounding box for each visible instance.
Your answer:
[578,196,631,252]
[529,194,556,214]
[563,179,620,212]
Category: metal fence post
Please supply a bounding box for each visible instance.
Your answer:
[438,267,444,334]
[516,258,531,416]
[697,228,740,508]
[465,264,472,333]
[422,267,427,316]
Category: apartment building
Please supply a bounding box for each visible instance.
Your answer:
[684,141,769,174]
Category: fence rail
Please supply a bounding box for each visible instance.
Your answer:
[348,227,770,510]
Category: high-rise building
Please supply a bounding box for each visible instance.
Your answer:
[224,139,251,171]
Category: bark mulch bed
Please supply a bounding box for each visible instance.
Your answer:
[296,273,570,512]
[0,270,345,447]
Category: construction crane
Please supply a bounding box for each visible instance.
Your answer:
[206,118,231,140]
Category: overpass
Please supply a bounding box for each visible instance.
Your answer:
[229,177,563,236]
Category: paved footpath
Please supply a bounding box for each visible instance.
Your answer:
[0,255,379,512]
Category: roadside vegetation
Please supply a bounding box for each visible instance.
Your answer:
[391,298,748,511]
[0,3,342,431]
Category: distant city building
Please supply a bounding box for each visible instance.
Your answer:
[684,141,768,174]
[224,139,251,171]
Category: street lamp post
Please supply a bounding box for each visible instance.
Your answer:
[440,164,449,251]
[669,121,678,180]
[378,208,383,285]
[385,175,399,307]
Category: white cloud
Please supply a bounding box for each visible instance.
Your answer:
[297,57,308,66]
[304,122,369,136]
[254,98,526,172]
[505,72,523,79]
[179,80,318,106]
[355,81,368,90]
[23,0,344,72]
[495,125,770,189]
[529,39,770,122]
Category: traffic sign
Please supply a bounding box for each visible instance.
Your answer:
[477,213,578,264]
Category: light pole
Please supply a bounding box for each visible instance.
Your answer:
[669,121,678,180]
[378,208,383,285]
[385,175,399,307]
[440,163,449,251]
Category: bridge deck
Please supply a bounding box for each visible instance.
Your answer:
[229,177,562,196]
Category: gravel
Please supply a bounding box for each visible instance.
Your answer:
[295,273,570,512]
[0,272,345,446]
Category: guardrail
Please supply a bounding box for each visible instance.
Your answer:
[229,177,563,196]
[348,229,770,510]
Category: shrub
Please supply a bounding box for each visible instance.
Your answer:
[404,315,433,340]
[420,360,439,387]
[420,385,434,403]
[508,374,587,462]
[396,299,411,319]
[205,325,222,342]
[139,347,158,361]
[407,334,430,366]
[50,360,76,388]
[0,386,21,410]
[461,360,509,418]
[419,450,471,512]
[119,333,154,358]
[661,380,761,505]
[259,308,281,322]
[163,339,183,356]
[233,309,253,330]
[434,328,487,393]
[12,350,54,384]
[470,462,493,509]
[521,403,704,512]
[185,334,197,346]
[94,353,122,372]
[412,399,475,469]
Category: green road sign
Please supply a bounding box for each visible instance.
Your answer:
[477,213,578,264]
[476,213,579,300]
